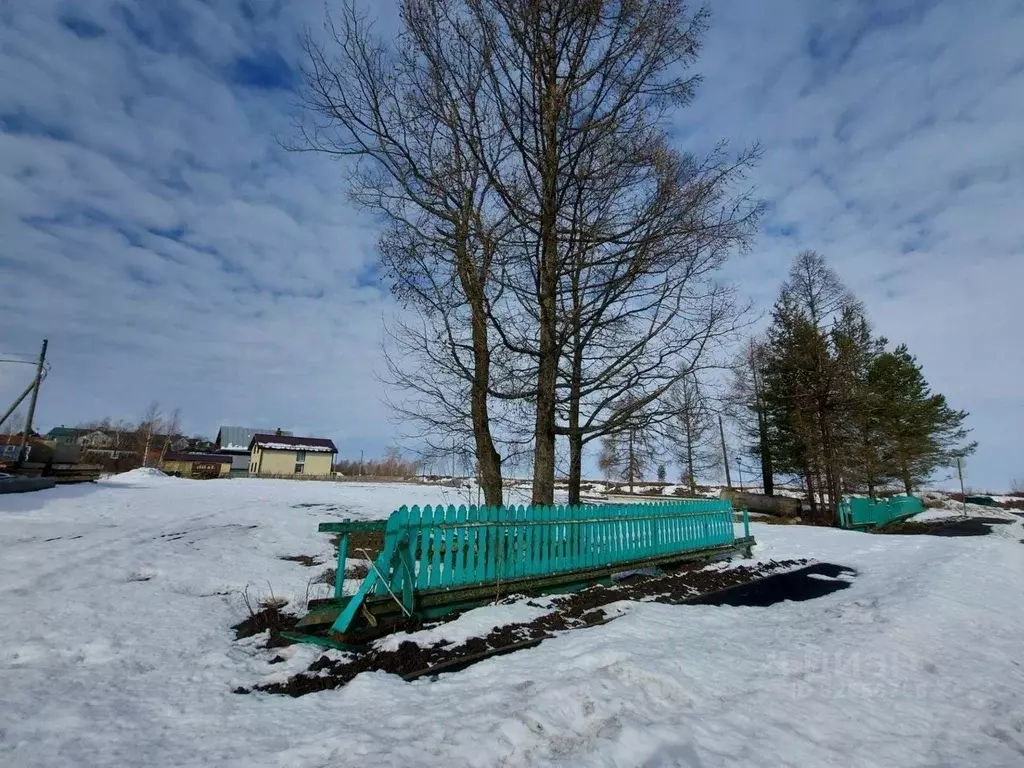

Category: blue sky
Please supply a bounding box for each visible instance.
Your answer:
[1,1,1022,489]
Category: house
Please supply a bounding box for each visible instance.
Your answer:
[77,430,113,449]
[45,426,77,444]
[160,452,232,479]
[248,433,337,477]
[214,426,292,477]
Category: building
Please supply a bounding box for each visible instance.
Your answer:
[45,426,77,444]
[214,426,292,477]
[160,452,232,479]
[248,433,337,477]
[77,430,113,449]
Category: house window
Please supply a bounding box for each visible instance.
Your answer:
[294,463,304,474]
[296,450,306,463]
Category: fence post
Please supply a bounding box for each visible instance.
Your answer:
[742,507,750,539]
[334,532,348,599]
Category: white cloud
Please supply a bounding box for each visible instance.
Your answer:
[0,0,1020,487]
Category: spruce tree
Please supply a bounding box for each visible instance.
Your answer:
[869,346,976,495]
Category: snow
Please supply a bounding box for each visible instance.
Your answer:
[2,475,1024,767]
[374,601,554,651]
[255,442,334,452]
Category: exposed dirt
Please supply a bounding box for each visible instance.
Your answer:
[232,600,300,649]
[240,557,836,697]
[331,531,384,562]
[876,517,1015,537]
[279,555,320,567]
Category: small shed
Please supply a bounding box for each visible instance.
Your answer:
[161,452,232,479]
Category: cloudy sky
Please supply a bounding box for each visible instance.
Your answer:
[1,1,1021,488]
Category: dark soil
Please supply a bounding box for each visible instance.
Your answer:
[315,561,369,588]
[332,531,385,562]
[241,557,841,697]
[877,517,1014,537]
[232,601,300,649]
[995,498,1024,511]
[687,563,856,607]
[279,555,320,567]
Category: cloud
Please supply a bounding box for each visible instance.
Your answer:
[0,0,393,455]
[0,0,1020,487]
[690,0,1024,488]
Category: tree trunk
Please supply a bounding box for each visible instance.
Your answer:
[566,333,585,506]
[530,38,560,508]
[805,463,818,520]
[459,232,504,507]
[568,431,583,507]
[862,425,875,499]
[750,350,774,495]
[901,459,913,496]
[627,429,636,494]
[686,427,696,496]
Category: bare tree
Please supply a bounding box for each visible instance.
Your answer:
[160,408,182,462]
[0,410,26,435]
[139,401,162,468]
[296,0,517,505]
[669,373,720,495]
[297,0,760,508]
[595,396,660,494]
[726,338,775,495]
[454,0,748,505]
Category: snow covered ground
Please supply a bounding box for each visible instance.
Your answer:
[2,472,1023,767]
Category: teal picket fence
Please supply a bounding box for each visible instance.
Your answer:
[838,495,923,529]
[320,498,748,637]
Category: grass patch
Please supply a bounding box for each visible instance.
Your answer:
[234,587,299,648]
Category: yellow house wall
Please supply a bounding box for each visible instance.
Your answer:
[253,447,334,476]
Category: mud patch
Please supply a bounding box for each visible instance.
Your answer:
[687,563,856,607]
[245,558,830,697]
[233,599,299,649]
[877,517,1015,537]
[279,555,320,567]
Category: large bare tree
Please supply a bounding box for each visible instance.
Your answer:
[296,0,514,504]
[456,0,760,504]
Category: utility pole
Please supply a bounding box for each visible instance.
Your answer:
[17,339,48,465]
[718,413,732,490]
[359,449,363,477]
[957,457,966,516]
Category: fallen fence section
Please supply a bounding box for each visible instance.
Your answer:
[285,499,755,649]
[838,495,923,530]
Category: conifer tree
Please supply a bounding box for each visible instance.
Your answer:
[869,346,976,495]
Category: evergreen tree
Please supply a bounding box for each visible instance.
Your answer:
[869,346,976,495]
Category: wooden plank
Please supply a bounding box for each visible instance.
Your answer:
[429,504,445,588]
[318,521,388,533]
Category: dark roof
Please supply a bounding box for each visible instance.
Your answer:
[249,434,338,453]
[46,426,77,438]
[162,452,233,464]
[216,426,292,452]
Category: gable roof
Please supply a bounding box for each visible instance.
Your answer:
[249,434,337,453]
[215,426,292,453]
[46,426,77,438]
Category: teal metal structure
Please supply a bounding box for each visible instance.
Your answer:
[286,499,754,648]
[838,495,923,530]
